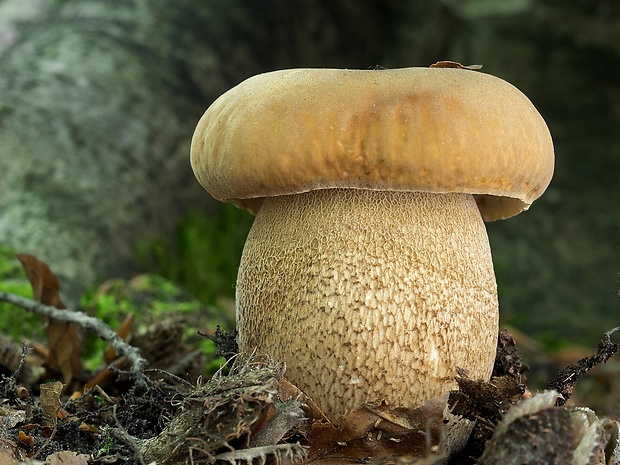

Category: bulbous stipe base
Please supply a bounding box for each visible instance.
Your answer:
[236,189,499,423]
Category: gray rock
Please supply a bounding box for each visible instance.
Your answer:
[0,0,400,302]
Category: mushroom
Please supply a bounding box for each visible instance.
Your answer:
[190,67,554,423]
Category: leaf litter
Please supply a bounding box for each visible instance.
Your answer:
[0,254,619,464]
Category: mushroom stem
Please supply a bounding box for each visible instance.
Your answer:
[236,188,499,422]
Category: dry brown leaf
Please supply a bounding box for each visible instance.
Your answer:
[0,333,44,385]
[17,430,35,452]
[46,322,83,384]
[0,405,27,430]
[17,253,83,384]
[429,60,482,70]
[83,355,128,392]
[306,399,445,464]
[17,253,65,307]
[278,376,327,425]
[0,449,21,465]
[48,451,90,465]
[40,380,63,428]
[105,312,134,363]
[214,443,307,465]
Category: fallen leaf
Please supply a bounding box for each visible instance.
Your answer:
[83,356,128,392]
[48,451,90,465]
[17,430,35,452]
[17,253,83,384]
[0,333,44,385]
[46,322,83,384]
[214,444,307,465]
[105,312,134,363]
[0,449,21,465]
[0,405,27,429]
[429,60,482,70]
[17,253,65,307]
[278,376,327,425]
[40,380,63,428]
[306,399,445,464]
[249,400,305,447]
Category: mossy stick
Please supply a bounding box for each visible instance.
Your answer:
[0,291,148,388]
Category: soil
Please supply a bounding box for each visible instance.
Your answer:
[0,264,619,464]
[0,323,618,465]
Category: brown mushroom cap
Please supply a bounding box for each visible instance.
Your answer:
[190,67,554,220]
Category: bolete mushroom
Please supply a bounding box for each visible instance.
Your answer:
[190,67,554,423]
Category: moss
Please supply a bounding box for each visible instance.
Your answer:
[0,204,246,377]
[81,274,230,372]
[137,205,253,305]
[0,243,229,373]
[0,245,44,341]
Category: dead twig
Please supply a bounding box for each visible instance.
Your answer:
[546,326,620,406]
[0,291,149,389]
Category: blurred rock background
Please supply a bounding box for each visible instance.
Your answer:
[0,0,618,349]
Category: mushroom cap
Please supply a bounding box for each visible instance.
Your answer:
[190,67,554,220]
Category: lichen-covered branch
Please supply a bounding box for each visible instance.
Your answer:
[0,291,148,388]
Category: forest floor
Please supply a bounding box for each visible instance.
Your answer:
[0,254,619,464]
